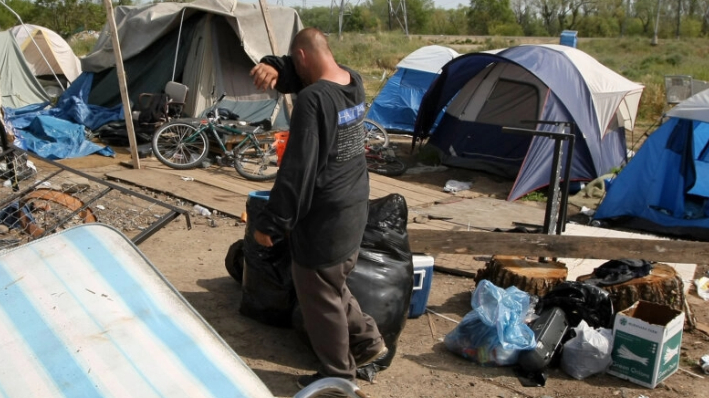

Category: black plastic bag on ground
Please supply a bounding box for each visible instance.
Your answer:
[239,194,295,328]
[224,239,245,283]
[350,193,413,371]
[537,281,614,329]
[95,121,153,146]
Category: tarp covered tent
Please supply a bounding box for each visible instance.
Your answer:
[81,0,302,126]
[594,89,709,240]
[367,45,459,133]
[9,24,82,84]
[0,31,50,108]
[414,44,644,201]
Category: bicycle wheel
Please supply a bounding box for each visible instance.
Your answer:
[234,137,279,181]
[366,153,407,177]
[364,118,389,148]
[152,122,210,169]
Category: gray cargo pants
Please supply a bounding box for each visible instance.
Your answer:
[291,249,383,380]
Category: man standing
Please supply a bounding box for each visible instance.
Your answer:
[249,28,388,388]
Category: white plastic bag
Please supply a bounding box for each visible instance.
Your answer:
[443,179,472,193]
[560,320,613,380]
[695,277,709,300]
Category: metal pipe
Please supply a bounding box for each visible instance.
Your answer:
[172,8,187,82]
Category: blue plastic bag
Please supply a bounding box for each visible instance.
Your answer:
[444,280,536,366]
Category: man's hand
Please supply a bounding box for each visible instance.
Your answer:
[254,229,274,247]
[250,63,278,91]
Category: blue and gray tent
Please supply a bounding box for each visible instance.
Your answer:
[367,45,458,133]
[594,89,709,240]
[413,44,644,201]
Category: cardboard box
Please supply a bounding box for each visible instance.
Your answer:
[607,301,684,388]
[408,255,434,318]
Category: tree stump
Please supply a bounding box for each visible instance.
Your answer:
[577,263,685,313]
[474,255,568,296]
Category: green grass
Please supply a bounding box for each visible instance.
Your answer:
[69,36,97,58]
[520,190,548,202]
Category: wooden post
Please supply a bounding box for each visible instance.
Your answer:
[102,0,140,169]
[258,0,293,119]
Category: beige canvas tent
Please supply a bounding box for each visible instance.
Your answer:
[82,0,303,125]
[9,24,82,84]
[0,31,49,108]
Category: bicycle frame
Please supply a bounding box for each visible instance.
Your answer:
[194,119,267,158]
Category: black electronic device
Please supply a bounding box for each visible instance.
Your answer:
[517,306,569,373]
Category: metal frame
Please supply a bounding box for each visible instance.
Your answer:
[0,121,190,246]
[502,121,576,236]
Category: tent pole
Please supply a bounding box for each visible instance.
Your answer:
[102,0,140,169]
[172,8,187,82]
[0,3,65,91]
[257,0,293,122]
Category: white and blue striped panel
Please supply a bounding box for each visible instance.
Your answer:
[0,224,274,398]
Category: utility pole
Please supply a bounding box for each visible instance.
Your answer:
[651,0,661,45]
[676,0,681,39]
[329,0,352,39]
[387,0,409,36]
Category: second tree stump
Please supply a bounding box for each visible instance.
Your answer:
[474,255,568,297]
[577,263,685,313]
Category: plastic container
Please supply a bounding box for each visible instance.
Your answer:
[193,204,211,217]
[560,30,578,48]
[272,131,289,166]
[408,254,434,318]
[248,190,270,203]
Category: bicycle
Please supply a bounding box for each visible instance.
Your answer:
[365,143,406,176]
[151,94,279,181]
[363,118,389,148]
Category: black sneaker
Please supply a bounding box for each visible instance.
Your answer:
[355,345,389,368]
[297,373,326,389]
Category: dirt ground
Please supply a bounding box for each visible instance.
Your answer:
[70,136,709,398]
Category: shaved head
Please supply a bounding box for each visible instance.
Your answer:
[289,27,347,86]
[290,27,331,56]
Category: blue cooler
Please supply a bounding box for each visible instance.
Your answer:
[248,190,270,203]
[408,254,434,318]
[560,30,578,48]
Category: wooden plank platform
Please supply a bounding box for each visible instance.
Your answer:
[107,159,704,275]
[107,158,451,217]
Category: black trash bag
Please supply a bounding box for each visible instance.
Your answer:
[537,281,614,329]
[239,194,295,328]
[95,121,153,146]
[350,193,413,370]
[292,194,413,381]
[224,239,245,283]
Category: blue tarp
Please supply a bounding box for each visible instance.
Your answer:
[22,116,115,159]
[4,73,122,159]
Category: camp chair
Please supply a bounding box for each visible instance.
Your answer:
[132,81,189,126]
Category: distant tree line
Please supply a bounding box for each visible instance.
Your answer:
[0,0,134,37]
[299,0,709,37]
[1,0,707,38]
